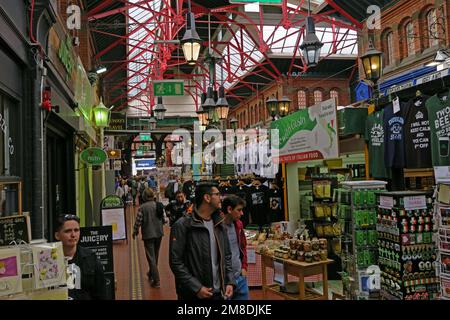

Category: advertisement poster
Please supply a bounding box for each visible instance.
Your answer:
[101,208,126,240]
[271,98,338,163]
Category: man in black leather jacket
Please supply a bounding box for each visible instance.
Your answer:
[165,191,191,227]
[169,183,235,300]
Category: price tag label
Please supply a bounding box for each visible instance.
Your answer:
[404,195,427,210]
[393,97,400,114]
[379,196,394,209]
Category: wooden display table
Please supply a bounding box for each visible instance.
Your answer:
[258,252,333,300]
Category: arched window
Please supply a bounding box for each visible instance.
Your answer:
[313,90,323,104]
[330,89,339,105]
[405,21,415,56]
[383,31,395,66]
[297,89,307,109]
[427,9,438,47]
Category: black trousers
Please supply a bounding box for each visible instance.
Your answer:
[143,237,162,283]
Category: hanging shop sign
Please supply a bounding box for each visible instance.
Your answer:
[106,149,121,159]
[271,98,338,163]
[152,80,184,96]
[383,68,450,96]
[135,159,156,168]
[109,112,126,130]
[113,160,122,171]
[80,147,108,165]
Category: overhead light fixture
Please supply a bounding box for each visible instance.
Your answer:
[197,92,208,127]
[278,96,291,117]
[229,116,238,130]
[216,86,229,120]
[148,115,157,130]
[153,96,167,120]
[96,65,107,74]
[426,49,450,67]
[202,86,216,122]
[92,98,110,128]
[266,96,278,120]
[181,0,201,65]
[300,16,324,67]
[360,40,383,84]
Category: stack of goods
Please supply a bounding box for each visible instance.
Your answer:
[337,181,387,300]
[257,236,329,263]
[436,183,450,300]
[377,191,439,300]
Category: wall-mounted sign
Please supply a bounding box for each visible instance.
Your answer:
[107,149,121,159]
[80,147,108,165]
[139,133,152,141]
[152,80,184,96]
[135,159,156,168]
[271,98,338,163]
[109,112,126,130]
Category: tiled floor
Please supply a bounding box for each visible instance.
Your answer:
[113,204,341,300]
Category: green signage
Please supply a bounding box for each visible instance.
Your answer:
[140,133,152,141]
[138,145,152,152]
[136,150,143,156]
[153,81,184,96]
[58,36,74,74]
[80,147,108,165]
[229,0,282,3]
[101,195,124,208]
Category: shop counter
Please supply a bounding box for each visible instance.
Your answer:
[257,252,333,300]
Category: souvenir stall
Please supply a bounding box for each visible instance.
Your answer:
[435,181,450,299]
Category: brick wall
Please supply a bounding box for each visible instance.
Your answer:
[359,0,449,81]
[228,77,350,129]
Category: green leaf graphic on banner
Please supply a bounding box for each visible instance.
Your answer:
[270,110,317,149]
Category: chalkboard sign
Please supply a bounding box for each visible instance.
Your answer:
[0,215,31,246]
[79,226,115,300]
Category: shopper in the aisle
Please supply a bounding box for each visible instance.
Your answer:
[54,214,107,300]
[132,188,165,288]
[169,183,235,300]
[222,195,249,300]
[165,190,191,227]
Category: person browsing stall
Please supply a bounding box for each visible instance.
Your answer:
[169,183,235,300]
[54,214,107,300]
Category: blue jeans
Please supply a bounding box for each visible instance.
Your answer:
[232,275,249,300]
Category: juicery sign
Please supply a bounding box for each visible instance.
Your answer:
[270,98,338,163]
[80,147,108,165]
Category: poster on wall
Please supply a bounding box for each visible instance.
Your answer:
[101,208,126,241]
[270,98,338,163]
[0,247,22,297]
[31,242,66,289]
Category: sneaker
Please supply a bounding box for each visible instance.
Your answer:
[150,281,160,288]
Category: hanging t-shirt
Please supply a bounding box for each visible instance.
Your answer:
[248,185,269,227]
[425,91,450,166]
[403,96,432,168]
[268,188,283,222]
[384,101,407,168]
[365,110,389,178]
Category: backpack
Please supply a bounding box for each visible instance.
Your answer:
[139,181,146,194]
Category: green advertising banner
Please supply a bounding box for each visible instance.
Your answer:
[270,98,338,163]
[80,147,108,165]
[153,81,184,96]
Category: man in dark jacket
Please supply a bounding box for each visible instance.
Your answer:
[165,191,191,227]
[54,214,107,300]
[133,188,165,288]
[169,183,235,300]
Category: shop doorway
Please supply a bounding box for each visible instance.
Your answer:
[46,116,75,238]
